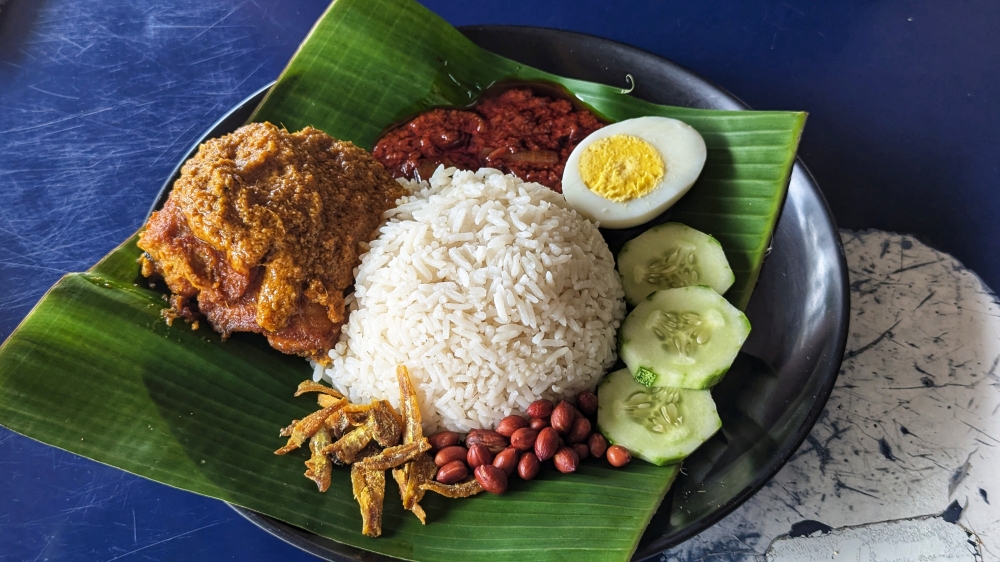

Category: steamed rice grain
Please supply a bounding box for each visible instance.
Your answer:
[317,167,626,432]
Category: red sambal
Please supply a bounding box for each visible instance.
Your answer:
[372,88,604,192]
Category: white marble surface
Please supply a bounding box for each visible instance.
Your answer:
[663,230,1000,561]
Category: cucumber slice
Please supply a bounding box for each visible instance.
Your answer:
[597,368,721,465]
[617,222,735,306]
[619,286,750,389]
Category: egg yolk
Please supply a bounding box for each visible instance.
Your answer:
[578,134,665,202]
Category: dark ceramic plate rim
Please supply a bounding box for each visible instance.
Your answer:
[150,25,848,562]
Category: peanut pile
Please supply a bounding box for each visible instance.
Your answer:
[429,393,633,495]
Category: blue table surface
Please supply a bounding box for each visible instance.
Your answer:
[2,1,998,560]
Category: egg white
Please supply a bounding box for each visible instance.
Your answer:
[562,116,707,229]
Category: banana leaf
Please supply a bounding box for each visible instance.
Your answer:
[0,0,804,560]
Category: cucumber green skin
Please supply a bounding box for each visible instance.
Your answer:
[619,286,751,390]
[597,369,721,466]
[617,222,735,307]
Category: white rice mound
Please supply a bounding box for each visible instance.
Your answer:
[316,167,626,432]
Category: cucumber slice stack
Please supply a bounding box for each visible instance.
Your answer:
[597,222,751,466]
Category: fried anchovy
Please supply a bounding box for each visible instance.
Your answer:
[274,404,340,455]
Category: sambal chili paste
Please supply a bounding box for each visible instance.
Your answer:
[372,87,604,192]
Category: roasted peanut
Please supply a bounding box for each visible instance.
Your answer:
[436,460,468,484]
[529,417,550,430]
[518,452,541,480]
[567,416,591,444]
[550,400,576,434]
[576,391,599,417]
[466,429,508,453]
[474,464,508,494]
[607,445,632,467]
[496,415,529,437]
[554,446,579,473]
[509,427,539,451]
[572,442,590,460]
[435,445,468,467]
[467,443,494,468]
[534,427,559,461]
[527,399,554,419]
[588,433,608,458]
[428,430,460,450]
[493,447,520,477]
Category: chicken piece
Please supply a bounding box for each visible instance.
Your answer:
[138,122,405,363]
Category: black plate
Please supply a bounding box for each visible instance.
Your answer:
[153,26,848,562]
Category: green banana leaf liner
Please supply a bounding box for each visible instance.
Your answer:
[0,0,805,560]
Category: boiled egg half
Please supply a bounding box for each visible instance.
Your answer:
[562,116,706,228]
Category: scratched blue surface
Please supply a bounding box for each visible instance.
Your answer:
[2,1,999,560]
